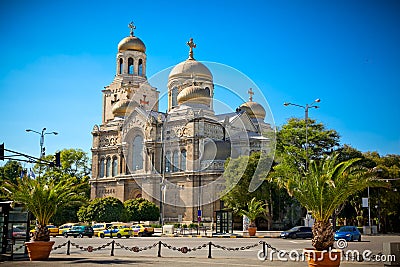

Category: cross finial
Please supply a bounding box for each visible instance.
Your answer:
[128,21,136,36]
[248,88,254,101]
[187,38,196,60]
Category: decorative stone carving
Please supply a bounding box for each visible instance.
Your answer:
[99,135,119,147]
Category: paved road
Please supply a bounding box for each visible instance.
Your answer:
[2,235,398,266]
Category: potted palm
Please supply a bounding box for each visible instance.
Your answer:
[237,197,266,236]
[275,154,382,267]
[2,176,85,260]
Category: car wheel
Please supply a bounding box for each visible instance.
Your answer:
[117,233,122,238]
[64,233,68,238]
[100,233,104,238]
[73,235,77,238]
[292,234,297,239]
[89,235,92,238]
[138,232,143,237]
[350,235,354,242]
[358,235,361,242]
[125,235,130,238]
[79,233,83,238]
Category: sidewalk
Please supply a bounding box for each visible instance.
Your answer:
[0,255,385,267]
[158,230,281,238]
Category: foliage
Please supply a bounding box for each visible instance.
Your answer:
[124,198,160,222]
[1,176,86,241]
[0,160,23,187]
[236,197,266,227]
[276,118,340,171]
[274,153,385,250]
[78,196,127,223]
[221,152,275,228]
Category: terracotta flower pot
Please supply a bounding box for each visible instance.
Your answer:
[25,241,55,261]
[248,226,257,236]
[303,248,341,267]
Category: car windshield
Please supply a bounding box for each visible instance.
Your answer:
[289,227,301,231]
[71,226,82,230]
[338,227,353,232]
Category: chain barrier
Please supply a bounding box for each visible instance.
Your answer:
[47,239,385,262]
[52,241,68,250]
[161,241,208,253]
[115,242,158,252]
[70,241,114,252]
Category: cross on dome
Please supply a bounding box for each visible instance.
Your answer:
[187,38,196,60]
[248,88,254,101]
[128,21,136,36]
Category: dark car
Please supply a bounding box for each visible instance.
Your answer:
[280,226,313,239]
[64,225,94,238]
[334,226,361,242]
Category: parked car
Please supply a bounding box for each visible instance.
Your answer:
[99,224,132,238]
[11,226,27,238]
[64,225,94,238]
[30,225,59,237]
[280,226,313,239]
[92,223,113,237]
[334,226,361,241]
[131,224,154,237]
[58,223,80,235]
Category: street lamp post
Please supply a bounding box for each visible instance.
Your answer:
[26,128,58,158]
[283,99,320,170]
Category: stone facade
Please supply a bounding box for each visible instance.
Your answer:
[90,25,273,223]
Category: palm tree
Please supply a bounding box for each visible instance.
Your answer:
[237,197,266,227]
[275,154,383,251]
[2,176,86,241]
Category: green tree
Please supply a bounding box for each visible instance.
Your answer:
[124,198,160,222]
[1,176,86,241]
[0,160,23,186]
[78,196,127,223]
[277,118,340,171]
[237,197,266,227]
[274,154,384,250]
[221,152,275,229]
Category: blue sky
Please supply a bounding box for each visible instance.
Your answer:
[1,0,399,165]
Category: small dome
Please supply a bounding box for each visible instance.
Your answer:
[118,36,146,53]
[112,99,136,117]
[169,59,212,80]
[177,85,211,106]
[239,101,266,120]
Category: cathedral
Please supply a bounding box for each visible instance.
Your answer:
[90,23,273,223]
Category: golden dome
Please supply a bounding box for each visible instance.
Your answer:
[118,36,146,53]
[169,59,212,80]
[239,101,266,119]
[177,85,211,105]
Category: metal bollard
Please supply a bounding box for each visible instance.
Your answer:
[111,240,115,256]
[67,240,70,255]
[262,241,266,258]
[158,241,162,257]
[208,241,212,258]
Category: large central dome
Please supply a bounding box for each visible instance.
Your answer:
[169,59,212,80]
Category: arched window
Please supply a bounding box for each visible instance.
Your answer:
[165,151,171,173]
[171,87,178,107]
[112,157,118,176]
[99,158,105,178]
[106,158,111,177]
[172,151,179,172]
[132,135,144,171]
[180,149,187,171]
[138,59,143,76]
[128,58,134,74]
[119,58,123,74]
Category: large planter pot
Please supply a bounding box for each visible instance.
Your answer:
[303,248,341,267]
[248,226,257,236]
[25,241,55,261]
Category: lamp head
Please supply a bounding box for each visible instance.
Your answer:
[283,102,290,106]
[26,129,32,132]
[315,98,321,103]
